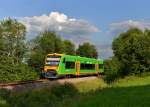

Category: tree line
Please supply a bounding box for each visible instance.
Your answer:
[105,28,150,82]
[0,18,98,82]
[1,18,150,83]
[28,31,98,72]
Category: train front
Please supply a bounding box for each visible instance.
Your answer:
[42,53,62,78]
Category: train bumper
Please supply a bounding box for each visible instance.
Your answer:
[41,70,58,79]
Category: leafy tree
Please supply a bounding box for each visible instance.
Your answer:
[0,35,4,54]
[76,42,98,58]
[28,31,76,72]
[63,40,75,55]
[112,28,150,76]
[104,57,121,83]
[0,61,38,82]
[38,31,64,53]
[0,18,38,82]
[0,18,26,64]
[28,31,64,72]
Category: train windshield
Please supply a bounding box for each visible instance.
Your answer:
[45,56,61,66]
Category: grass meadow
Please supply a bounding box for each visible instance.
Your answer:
[1,76,150,107]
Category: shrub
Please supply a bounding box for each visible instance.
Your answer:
[104,57,121,83]
[8,83,78,107]
[112,28,150,76]
[0,64,39,82]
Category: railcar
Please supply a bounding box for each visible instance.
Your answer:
[41,53,104,78]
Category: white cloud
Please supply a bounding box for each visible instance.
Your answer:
[110,19,150,36]
[19,11,99,41]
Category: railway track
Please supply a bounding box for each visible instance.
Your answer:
[0,79,48,89]
[0,76,102,90]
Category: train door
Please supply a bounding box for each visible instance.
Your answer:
[95,63,99,73]
[75,61,80,76]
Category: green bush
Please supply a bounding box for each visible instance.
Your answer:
[104,57,121,83]
[0,89,10,107]
[112,28,150,76]
[0,64,39,82]
[51,83,78,98]
[7,83,78,107]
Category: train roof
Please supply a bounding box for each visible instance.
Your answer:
[63,54,103,63]
[46,53,103,63]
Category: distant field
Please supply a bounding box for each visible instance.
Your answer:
[1,76,150,107]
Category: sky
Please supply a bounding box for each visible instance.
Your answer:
[1,0,150,59]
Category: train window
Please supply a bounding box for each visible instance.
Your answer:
[65,61,75,69]
[99,64,103,69]
[81,63,85,69]
[81,63,95,70]
[63,58,66,63]
[47,56,61,58]
[86,64,95,69]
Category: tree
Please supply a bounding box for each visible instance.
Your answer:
[28,31,64,72]
[63,40,75,55]
[28,31,76,72]
[0,18,38,82]
[76,42,98,58]
[0,35,4,54]
[0,18,26,64]
[112,28,150,76]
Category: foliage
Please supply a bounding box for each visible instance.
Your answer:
[63,40,76,55]
[104,57,121,83]
[112,28,150,76]
[1,76,150,107]
[0,18,38,82]
[0,63,39,82]
[28,31,64,72]
[0,18,26,64]
[28,31,76,72]
[76,42,98,58]
[6,83,78,107]
[27,50,46,72]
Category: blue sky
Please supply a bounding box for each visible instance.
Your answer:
[1,0,150,58]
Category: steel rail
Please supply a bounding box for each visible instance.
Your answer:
[0,79,48,88]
